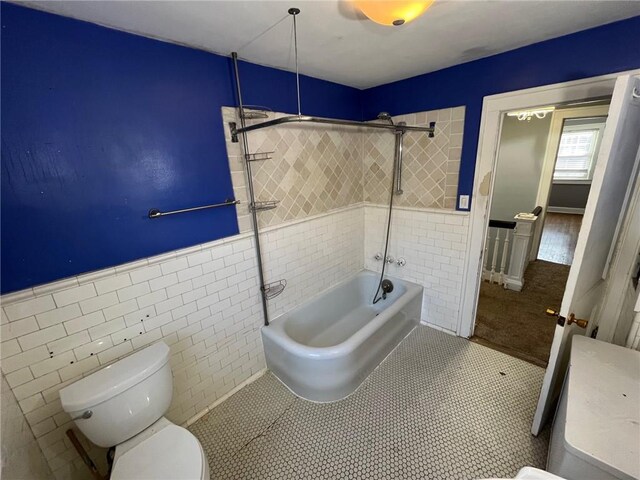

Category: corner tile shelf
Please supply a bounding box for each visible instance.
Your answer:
[245,152,274,162]
[251,200,279,212]
[263,279,286,300]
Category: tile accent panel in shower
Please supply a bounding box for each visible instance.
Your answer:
[363,107,465,210]
[223,106,465,232]
[0,205,364,479]
[222,107,364,232]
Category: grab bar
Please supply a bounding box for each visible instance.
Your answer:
[148,198,239,219]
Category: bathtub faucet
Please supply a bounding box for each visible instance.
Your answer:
[381,279,394,300]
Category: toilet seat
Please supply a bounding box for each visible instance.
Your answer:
[111,423,207,480]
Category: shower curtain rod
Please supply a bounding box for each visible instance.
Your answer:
[230,114,435,143]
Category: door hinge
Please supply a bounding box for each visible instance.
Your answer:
[546,309,588,328]
[545,308,565,326]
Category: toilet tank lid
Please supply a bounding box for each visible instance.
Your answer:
[60,342,170,412]
[564,336,640,479]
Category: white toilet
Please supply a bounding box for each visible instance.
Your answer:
[59,342,209,480]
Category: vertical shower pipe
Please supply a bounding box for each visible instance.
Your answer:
[373,127,404,304]
[395,122,406,195]
[231,52,270,327]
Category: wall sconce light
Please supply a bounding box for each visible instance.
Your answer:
[355,1,434,26]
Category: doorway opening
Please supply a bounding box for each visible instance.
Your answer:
[535,112,607,266]
[471,101,609,366]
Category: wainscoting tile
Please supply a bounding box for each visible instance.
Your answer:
[1,206,363,479]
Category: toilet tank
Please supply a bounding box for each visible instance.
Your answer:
[60,342,173,448]
[548,337,639,480]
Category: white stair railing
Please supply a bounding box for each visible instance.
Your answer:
[483,207,541,290]
[482,220,515,286]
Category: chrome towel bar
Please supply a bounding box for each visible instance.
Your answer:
[148,198,239,219]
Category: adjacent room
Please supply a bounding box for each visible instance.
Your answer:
[2,2,639,480]
[473,101,610,366]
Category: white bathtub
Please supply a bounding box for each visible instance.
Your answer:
[262,270,423,402]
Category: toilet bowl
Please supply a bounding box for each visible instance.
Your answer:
[59,342,208,480]
[110,417,209,480]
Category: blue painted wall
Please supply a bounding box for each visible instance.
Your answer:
[362,15,640,210]
[0,3,361,293]
[3,2,638,294]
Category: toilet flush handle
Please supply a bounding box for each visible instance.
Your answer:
[71,410,93,421]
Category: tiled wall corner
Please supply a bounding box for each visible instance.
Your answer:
[364,106,465,210]
[1,373,52,479]
[263,206,364,319]
[363,204,469,333]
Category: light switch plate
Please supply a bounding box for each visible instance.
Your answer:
[459,195,470,210]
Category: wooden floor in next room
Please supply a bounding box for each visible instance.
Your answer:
[537,213,583,266]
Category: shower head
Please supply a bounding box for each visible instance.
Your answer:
[377,112,394,125]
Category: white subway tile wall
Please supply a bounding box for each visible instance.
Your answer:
[0,206,364,479]
[364,204,469,333]
[1,374,52,479]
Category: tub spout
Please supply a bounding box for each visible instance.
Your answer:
[381,279,394,300]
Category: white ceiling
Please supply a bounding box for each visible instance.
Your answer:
[17,0,640,89]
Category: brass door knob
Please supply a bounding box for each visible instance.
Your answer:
[567,313,588,329]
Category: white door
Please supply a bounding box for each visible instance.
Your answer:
[531,74,640,436]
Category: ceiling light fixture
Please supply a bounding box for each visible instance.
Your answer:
[355,1,434,26]
[507,107,555,122]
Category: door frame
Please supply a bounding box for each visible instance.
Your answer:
[457,68,640,338]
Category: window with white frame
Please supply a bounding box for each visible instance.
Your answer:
[553,121,605,182]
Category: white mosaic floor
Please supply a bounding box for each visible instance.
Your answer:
[190,326,549,479]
